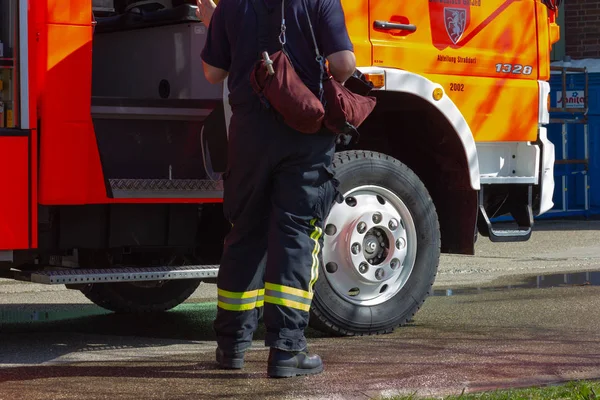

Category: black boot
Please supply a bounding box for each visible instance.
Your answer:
[267,348,323,378]
[215,348,245,370]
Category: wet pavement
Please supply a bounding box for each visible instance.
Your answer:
[433,270,600,296]
[1,220,600,399]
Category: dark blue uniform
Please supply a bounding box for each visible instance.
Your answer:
[201,0,353,355]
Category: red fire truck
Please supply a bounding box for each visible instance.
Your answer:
[0,0,560,335]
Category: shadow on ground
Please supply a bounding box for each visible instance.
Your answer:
[0,302,329,341]
[2,275,600,399]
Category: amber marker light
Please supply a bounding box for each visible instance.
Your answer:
[364,72,385,89]
[432,88,444,101]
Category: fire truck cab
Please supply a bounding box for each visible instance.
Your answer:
[0,0,560,335]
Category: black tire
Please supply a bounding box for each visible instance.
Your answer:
[81,279,202,313]
[310,150,441,336]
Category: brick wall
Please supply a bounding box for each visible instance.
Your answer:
[565,1,600,58]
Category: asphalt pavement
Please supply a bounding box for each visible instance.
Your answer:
[1,219,600,399]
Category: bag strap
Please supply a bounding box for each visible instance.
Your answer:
[300,0,326,101]
[250,0,270,53]
[250,0,286,54]
[278,0,287,48]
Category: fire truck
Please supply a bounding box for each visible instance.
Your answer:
[0,0,560,335]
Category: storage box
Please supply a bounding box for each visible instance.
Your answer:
[91,6,221,101]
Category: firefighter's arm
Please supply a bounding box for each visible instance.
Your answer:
[202,62,229,84]
[327,50,356,83]
[318,0,356,83]
[200,0,230,85]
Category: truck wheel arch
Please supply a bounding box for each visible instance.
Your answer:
[359,67,481,191]
[220,69,481,191]
[352,68,481,255]
[221,69,481,191]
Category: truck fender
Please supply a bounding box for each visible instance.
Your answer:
[359,67,481,191]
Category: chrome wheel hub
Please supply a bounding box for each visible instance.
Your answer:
[323,185,417,306]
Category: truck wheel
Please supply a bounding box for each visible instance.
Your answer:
[81,279,201,313]
[310,151,440,336]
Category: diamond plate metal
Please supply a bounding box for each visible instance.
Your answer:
[109,179,223,199]
[31,265,220,285]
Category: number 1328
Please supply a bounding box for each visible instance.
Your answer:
[496,64,533,75]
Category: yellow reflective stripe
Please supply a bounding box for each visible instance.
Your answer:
[218,288,260,299]
[217,288,266,311]
[308,218,323,293]
[264,289,312,308]
[256,288,265,307]
[265,283,313,300]
[264,295,311,312]
[217,301,257,311]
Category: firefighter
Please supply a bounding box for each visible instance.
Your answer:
[198,0,356,378]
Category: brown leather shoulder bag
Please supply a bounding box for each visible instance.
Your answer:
[249,0,376,141]
[249,0,325,134]
[299,0,376,140]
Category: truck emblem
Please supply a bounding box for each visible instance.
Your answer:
[444,7,466,45]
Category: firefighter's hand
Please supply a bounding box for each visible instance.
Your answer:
[196,0,217,26]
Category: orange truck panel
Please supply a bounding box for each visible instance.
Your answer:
[341,0,371,68]
[535,1,552,81]
[39,2,108,204]
[47,0,91,25]
[366,0,547,142]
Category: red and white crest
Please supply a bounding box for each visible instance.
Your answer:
[444,7,467,45]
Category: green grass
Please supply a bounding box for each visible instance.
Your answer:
[383,380,599,400]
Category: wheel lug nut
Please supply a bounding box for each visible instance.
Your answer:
[372,213,382,224]
[325,224,337,236]
[351,243,361,255]
[375,268,385,280]
[345,197,357,207]
[357,222,367,234]
[396,238,406,250]
[326,262,338,273]
[390,259,400,270]
[359,262,369,274]
[389,219,399,231]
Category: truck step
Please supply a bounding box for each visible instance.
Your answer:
[29,265,219,285]
[109,179,223,199]
[478,185,534,243]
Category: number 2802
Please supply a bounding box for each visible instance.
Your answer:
[496,64,533,75]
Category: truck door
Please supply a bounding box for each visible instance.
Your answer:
[340,0,372,68]
[0,0,33,250]
[368,0,541,143]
